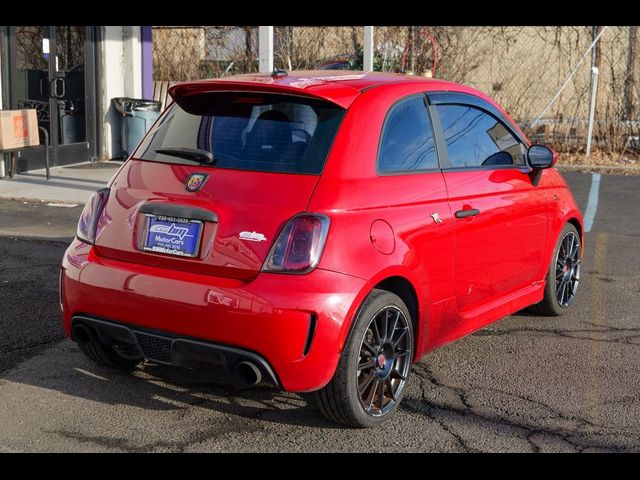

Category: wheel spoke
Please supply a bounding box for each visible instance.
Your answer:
[378,378,386,410]
[380,310,389,343]
[395,348,411,358]
[566,237,574,258]
[392,327,408,348]
[362,341,377,356]
[561,281,569,305]
[391,368,406,381]
[358,371,376,395]
[559,240,567,258]
[556,278,565,298]
[568,285,576,299]
[371,318,382,346]
[368,380,380,410]
[358,358,376,370]
[388,309,400,343]
[385,378,397,402]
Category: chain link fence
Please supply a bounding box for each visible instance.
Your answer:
[372,26,639,155]
[153,26,640,155]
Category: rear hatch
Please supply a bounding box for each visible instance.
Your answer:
[94,90,346,280]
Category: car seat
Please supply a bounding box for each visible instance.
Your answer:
[245,110,293,164]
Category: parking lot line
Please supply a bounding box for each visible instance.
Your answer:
[586,232,608,427]
[584,173,602,232]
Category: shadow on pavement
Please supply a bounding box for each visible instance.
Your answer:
[6,339,344,430]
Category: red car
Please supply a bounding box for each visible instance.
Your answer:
[60,71,583,427]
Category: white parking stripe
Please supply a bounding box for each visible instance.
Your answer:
[584,173,601,232]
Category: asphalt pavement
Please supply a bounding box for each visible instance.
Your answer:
[0,171,638,452]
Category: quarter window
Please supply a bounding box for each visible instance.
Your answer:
[378,96,438,173]
[436,104,524,168]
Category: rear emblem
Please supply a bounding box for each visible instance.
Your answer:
[185,173,208,192]
[239,231,267,242]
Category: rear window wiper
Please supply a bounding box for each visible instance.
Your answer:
[154,148,215,165]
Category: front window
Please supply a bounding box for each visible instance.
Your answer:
[436,104,525,168]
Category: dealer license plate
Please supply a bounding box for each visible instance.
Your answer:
[143,214,203,258]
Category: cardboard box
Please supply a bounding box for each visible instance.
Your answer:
[0,109,39,150]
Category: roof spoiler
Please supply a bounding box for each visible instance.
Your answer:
[168,79,358,109]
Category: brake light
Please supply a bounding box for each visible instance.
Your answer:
[262,214,330,274]
[76,188,110,245]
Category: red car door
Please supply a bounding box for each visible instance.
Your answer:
[429,95,548,315]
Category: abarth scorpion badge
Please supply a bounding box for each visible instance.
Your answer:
[185,173,208,192]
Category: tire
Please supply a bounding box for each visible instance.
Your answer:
[531,223,582,316]
[79,337,143,370]
[314,289,414,427]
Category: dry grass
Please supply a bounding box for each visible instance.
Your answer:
[558,150,640,167]
[556,149,640,175]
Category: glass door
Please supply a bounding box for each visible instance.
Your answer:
[10,26,91,172]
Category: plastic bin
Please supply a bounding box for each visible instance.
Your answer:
[59,99,86,145]
[112,98,162,158]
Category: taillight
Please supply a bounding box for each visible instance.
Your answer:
[262,214,330,274]
[76,188,110,245]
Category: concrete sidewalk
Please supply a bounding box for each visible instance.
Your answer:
[0,161,122,205]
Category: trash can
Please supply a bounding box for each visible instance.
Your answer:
[59,99,86,144]
[112,98,162,158]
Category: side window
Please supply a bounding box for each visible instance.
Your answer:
[378,95,438,173]
[436,104,525,168]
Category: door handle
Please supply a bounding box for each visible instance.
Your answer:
[455,208,480,219]
[49,77,66,99]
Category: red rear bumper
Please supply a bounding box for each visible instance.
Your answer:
[60,239,366,392]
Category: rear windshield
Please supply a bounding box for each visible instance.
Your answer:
[135,92,346,175]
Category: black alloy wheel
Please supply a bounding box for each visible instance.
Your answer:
[356,305,412,416]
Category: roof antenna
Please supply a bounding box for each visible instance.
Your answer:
[271,68,288,77]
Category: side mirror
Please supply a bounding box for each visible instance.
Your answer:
[527,144,557,169]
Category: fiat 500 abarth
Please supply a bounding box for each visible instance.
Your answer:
[60,71,583,427]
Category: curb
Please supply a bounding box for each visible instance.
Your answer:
[0,196,83,206]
